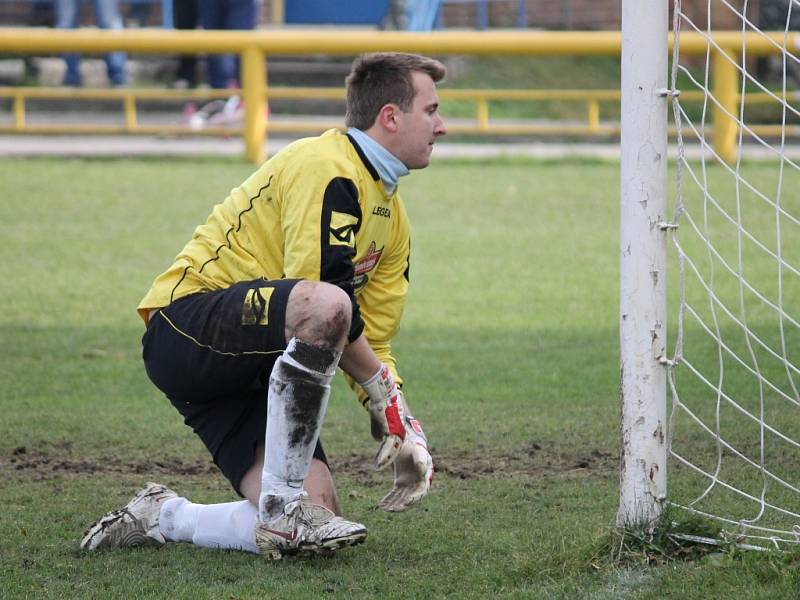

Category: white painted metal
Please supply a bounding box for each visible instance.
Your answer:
[618,0,669,527]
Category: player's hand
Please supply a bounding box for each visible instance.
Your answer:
[379,415,434,512]
[361,364,406,470]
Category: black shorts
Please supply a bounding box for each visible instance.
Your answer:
[142,278,328,496]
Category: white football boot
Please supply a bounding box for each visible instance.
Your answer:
[80,482,177,550]
[254,495,368,560]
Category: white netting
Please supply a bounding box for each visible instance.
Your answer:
[668,0,800,546]
[667,0,800,548]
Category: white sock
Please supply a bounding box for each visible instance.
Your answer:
[258,337,340,521]
[159,497,258,554]
[159,497,199,543]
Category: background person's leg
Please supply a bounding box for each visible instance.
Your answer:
[221,0,255,87]
[173,0,199,86]
[92,0,127,85]
[54,0,82,86]
[198,0,232,88]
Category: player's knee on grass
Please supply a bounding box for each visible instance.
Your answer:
[285,281,351,350]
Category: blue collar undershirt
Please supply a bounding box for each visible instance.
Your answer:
[347,127,409,196]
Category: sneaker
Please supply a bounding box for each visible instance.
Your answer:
[205,95,244,127]
[186,98,227,130]
[80,482,177,550]
[254,495,367,560]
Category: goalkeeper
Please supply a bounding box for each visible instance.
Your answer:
[79,52,446,560]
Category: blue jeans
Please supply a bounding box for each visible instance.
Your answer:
[198,0,255,88]
[55,0,128,86]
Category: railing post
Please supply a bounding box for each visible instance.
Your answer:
[713,48,739,164]
[476,97,490,131]
[241,46,267,164]
[13,92,25,131]
[123,94,137,131]
[587,99,600,132]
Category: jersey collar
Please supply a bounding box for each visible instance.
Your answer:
[346,127,409,196]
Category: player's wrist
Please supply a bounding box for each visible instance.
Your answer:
[359,364,396,407]
[360,364,405,437]
[359,363,407,469]
[357,364,384,390]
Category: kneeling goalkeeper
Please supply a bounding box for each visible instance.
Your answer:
[79,52,447,559]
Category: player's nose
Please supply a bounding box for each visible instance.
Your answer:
[434,114,447,137]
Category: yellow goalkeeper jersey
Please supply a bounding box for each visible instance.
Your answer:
[138,129,411,387]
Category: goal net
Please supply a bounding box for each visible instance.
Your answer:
[666,0,800,549]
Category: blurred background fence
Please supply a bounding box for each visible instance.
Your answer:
[3,0,794,31]
[1,0,622,30]
[0,0,799,162]
[0,0,800,31]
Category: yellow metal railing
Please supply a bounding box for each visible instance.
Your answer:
[0,28,798,162]
[0,86,621,138]
[2,84,795,149]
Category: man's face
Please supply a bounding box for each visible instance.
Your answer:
[392,71,447,170]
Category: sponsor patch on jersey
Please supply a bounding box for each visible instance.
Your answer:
[353,241,383,290]
[329,211,359,247]
[242,287,274,325]
[355,241,383,276]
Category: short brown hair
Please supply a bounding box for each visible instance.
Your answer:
[344,53,446,130]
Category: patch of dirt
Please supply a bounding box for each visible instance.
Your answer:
[3,445,219,481]
[2,442,617,484]
[437,444,616,480]
[334,441,616,484]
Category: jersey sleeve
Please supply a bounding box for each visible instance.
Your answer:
[279,163,365,342]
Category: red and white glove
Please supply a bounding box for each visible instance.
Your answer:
[378,411,434,512]
[360,364,406,470]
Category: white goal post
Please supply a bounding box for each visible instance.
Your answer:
[618,0,669,527]
[620,0,800,549]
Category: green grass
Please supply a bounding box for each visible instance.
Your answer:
[2,156,800,598]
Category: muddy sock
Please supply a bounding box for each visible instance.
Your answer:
[258,338,341,522]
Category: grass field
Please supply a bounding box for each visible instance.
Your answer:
[2,155,800,599]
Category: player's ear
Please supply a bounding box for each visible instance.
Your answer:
[377,104,400,133]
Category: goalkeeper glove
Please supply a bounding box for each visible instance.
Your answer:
[379,410,434,512]
[360,364,405,470]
